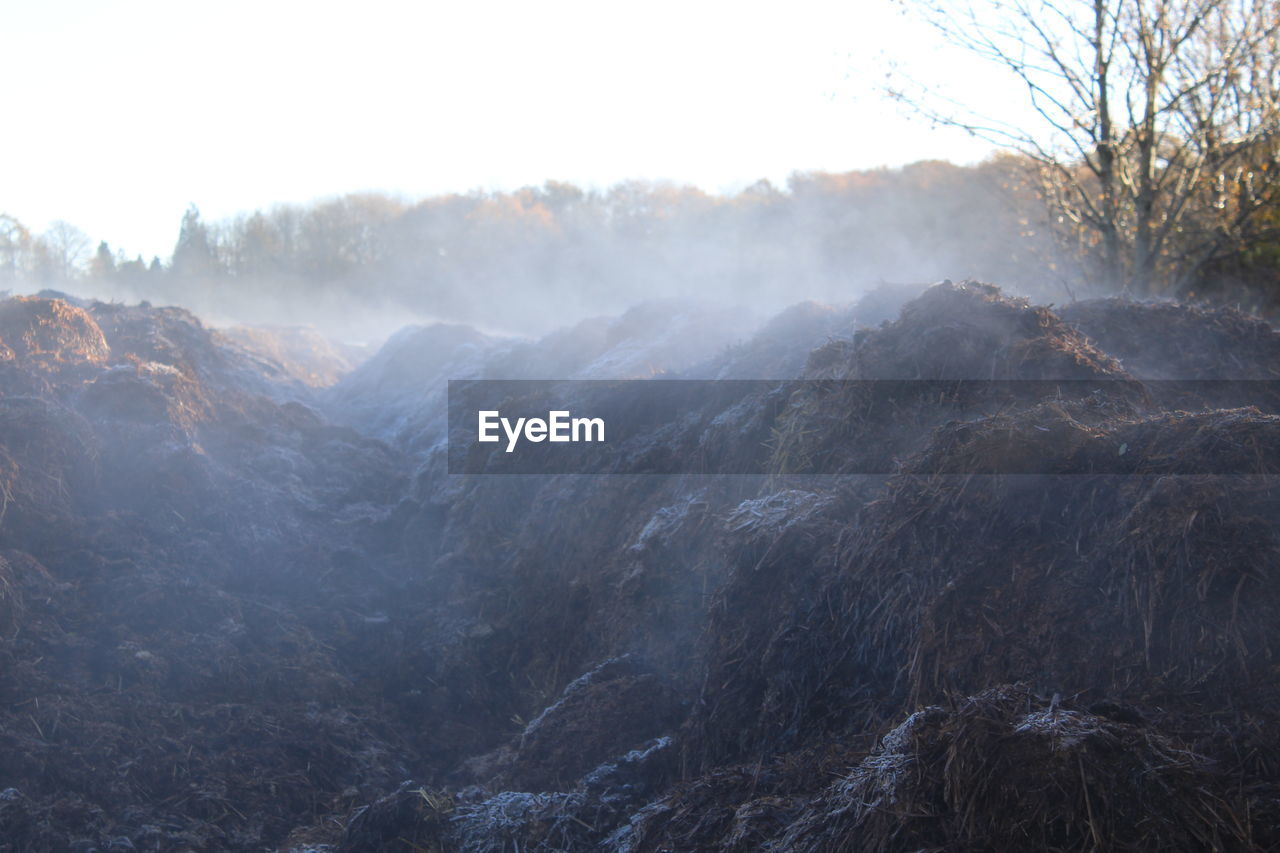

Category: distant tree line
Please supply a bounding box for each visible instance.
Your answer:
[0,215,156,287]
[4,151,1280,336]
[0,159,1061,335]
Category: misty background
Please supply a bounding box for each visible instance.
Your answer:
[1,157,1072,343]
[4,0,1278,347]
[0,0,1054,346]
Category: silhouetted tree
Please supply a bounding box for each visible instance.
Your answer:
[89,241,116,279]
[172,205,219,279]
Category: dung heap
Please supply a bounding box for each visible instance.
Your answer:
[0,284,1278,852]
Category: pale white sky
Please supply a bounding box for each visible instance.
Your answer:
[1,0,1013,260]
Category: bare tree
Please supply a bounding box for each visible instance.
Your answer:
[0,215,31,284]
[39,220,92,282]
[894,0,1280,294]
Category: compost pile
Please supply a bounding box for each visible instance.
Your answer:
[0,296,416,852]
[1,283,1278,852]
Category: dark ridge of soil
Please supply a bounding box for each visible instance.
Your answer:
[2,285,1280,852]
[773,685,1272,852]
[0,296,419,852]
[1059,297,1280,379]
[768,280,1138,476]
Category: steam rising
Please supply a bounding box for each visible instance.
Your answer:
[3,158,1066,344]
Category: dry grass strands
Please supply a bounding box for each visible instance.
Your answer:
[778,686,1266,852]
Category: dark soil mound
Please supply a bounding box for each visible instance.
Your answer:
[875,407,1280,716]
[1060,297,1280,378]
[333,283,1280,853]
[0,296,418,851]
[809,280,1127,381]
[771,280,1134,475]
[692,402,1280,770]
[777,686,1269,852]
[5,283,1280,852]
[499,656,682,791]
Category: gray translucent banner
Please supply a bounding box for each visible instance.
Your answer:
[447,379,1280,475]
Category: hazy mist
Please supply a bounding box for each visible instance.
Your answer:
[1,156,1070,345]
